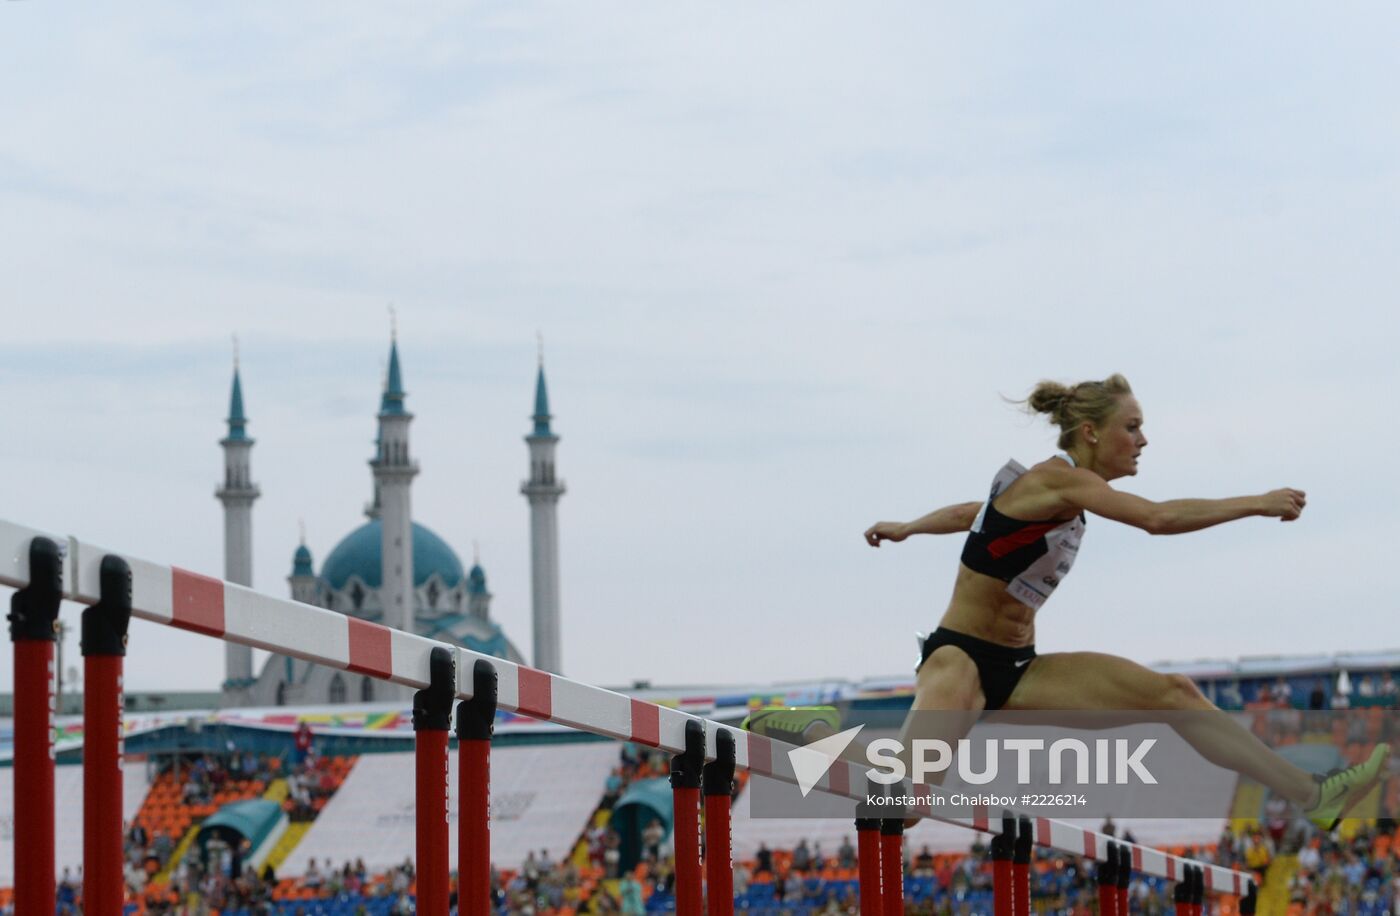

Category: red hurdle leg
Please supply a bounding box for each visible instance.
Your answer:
[991,832,1013,916]
[855,818,883,916]
[671,720,705,916]
[878,819,903,916]
[1012,815,1032,916]
[413,647,456,916]
[702,730,736,916]
[82,555,133,916]
[10,537,62,916]
[456,659,497,916]
[1116,842,1131,916]
[1097,841,1119,916]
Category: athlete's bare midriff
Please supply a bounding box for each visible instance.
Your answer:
[938,564,1040,647]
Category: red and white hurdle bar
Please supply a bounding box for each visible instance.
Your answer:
[2,519,1256,914]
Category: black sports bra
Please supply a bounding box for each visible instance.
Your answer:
[959,455,1086,610]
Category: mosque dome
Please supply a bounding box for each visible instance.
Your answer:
[320,520,465,591]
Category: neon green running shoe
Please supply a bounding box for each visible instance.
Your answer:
[740,706,841,746]
[1304,743,1391,831]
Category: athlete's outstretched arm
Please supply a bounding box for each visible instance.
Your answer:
[1055,468,1305,534]
[864,502,982,546]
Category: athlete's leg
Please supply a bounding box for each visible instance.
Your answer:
[895,646,987,781]
[1003,651,1320,805]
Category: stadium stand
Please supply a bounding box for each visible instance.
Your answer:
[291,743,619,877]
[0,761,148,888]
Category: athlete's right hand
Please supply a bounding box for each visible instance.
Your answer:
[864,522,908,546]
[1259,488,1307,521]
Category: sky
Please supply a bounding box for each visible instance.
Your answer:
[2,3,1398,695]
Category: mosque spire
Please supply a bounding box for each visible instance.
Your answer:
[522,340,565,673]
[217,337,259,705]
[226,337,249,441]
[371,319,417,701]
[532,335,553,437]
[381,313,407,416]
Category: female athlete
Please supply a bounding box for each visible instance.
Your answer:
[748,374,1386,829]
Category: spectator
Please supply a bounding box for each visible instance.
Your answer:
[56,868,78,915]
[1381,672,1399,708]
[1309,679,1328,711]
[755,841,773,876]
[838,835,856,870]
[294,720,314,764]
[603,768,623,808]
[1334,684,1351,710]
[603,828,622,879]
[792,838,812,872]
[619,871,644,915]
[304,857,323,888]
[643,817,665,862]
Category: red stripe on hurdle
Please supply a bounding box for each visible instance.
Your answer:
[630,699,660,746]
[1083,833,1096,860]
[1133,847,1143,873]
[517,668,553,720]
[910,783,932,817]
[171,568,225,637]
[1167,857,1177,882]
[829,762,850,796]
[747,734,773,776]
[347,618,393,679]
[972,805,989,832]
[1036,818,1051,847]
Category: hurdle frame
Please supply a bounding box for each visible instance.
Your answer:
[1,518,1256,912]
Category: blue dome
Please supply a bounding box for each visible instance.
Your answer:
[320,520,465,591]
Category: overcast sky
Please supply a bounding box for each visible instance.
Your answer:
[3,3,1398,695]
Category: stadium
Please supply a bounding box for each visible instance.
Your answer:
[5,586,1400,915]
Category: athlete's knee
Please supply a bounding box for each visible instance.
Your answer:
[1161,673,1210,710]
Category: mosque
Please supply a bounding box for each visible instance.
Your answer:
[214,334,565,707]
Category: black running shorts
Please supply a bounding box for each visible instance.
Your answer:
[918,627,1036,711]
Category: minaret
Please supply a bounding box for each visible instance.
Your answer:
[466,543,492,621]
[521,349,565,673]
[371,330,417,702]
[216,354,260,706]
[289,524,317,605]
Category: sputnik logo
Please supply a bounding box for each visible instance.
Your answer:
[788,725,865,797]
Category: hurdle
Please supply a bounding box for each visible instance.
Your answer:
[2,518,1256,913]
